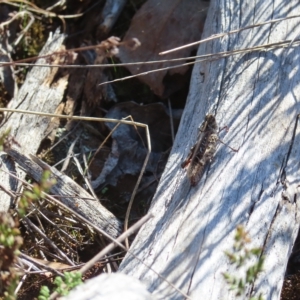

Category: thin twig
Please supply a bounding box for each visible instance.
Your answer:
[0,38,296,87]
[98,38,300,86]
[41,123,80,160]
[0,26,299,71]
[0,108,152,246]
[37,208,81,245]
[61,134,80,172]
[19,253,64,276]
[13,12,35,47]
[79,213,153,274]
[0,0,85,19]
[159,13,300,54]
[123,115,151,249]
[14,263,32,294]
[0,55,195,68]
[0,37,137,67]
[0,108,149,128]
[87,120,121,170]
[23,217,75,265]
[0,10,35,47]
[72,155,99,201]
[0,183,17,198]
[2,168,191,299]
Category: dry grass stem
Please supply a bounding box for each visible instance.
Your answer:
[0,108,150,128]
[72,155,99,201]
[0,108,152,236]
[2,167,190,299]
[0,37,294,95]
[0,0,85,19]
[79,213,153,275]
[19,253,64,276]
[98,38,300,86]
[0,10,35,47]
[1,108,152,245]
[60,133,80,172]
[159,13,300,54]
[41,123,80,161]
[23,217,75,265]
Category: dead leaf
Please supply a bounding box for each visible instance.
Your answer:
[118,0,209,98]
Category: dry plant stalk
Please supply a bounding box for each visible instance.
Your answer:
[0,14,299,87]
[1,13,298,298]
[5,165,189,299]
[0,107,151,242]
[159,13,300,54]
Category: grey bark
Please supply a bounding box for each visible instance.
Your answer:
[0,30,67,212]
[0,5,18,98]
[64,273,155,300]
[53,0,300,299]
[118,1,300,300]
[7,148,122,238]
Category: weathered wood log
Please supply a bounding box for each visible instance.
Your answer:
[0,30,67,212]
[6,148,122,238]
[0,5,18,98]
[66,273,155,300]
[117,1,300,300]
[0,30,122,238]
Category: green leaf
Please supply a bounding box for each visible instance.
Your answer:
[38,286,50,300]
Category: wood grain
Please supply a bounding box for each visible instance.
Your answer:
[119,1,300,299]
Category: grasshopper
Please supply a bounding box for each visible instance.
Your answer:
[181,114,219,186]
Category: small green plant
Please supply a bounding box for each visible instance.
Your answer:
[38,286,50,300]
[38,272,83,300]
[54,272,83,296]
[0,140,56,300]
[0,213,23,300]
[223,225,265,300]
[18,170,56,217]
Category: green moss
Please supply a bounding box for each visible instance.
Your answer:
[15,19,46,59]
